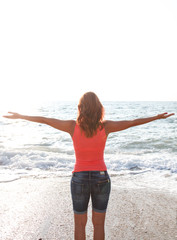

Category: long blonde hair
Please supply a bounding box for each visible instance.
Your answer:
[77,92,104,137]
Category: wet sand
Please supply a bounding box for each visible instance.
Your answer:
[0,175,177,240]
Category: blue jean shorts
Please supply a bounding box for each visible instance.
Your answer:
[71,171,111,214]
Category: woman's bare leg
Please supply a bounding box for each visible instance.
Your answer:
[92,211,106,240]
[74,213,87,240]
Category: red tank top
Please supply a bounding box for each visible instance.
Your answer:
[72,123,107,172]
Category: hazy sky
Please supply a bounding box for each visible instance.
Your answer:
[0,0,177,110]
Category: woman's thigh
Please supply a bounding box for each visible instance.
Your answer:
[91,173,111,213]
[71,174,90,214]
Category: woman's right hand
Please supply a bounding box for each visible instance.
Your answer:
[3,112,21,119]
[156,112,175,119]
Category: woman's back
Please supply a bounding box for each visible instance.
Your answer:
[72,123,107,172]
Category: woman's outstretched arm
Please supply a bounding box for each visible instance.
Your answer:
[3,112,76,136]
[104,112,175,135]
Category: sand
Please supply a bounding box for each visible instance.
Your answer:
[0,174,177,240]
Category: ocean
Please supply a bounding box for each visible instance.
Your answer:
[0,101,177,185]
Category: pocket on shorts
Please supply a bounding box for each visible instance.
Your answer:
[97,178,111,194]
[71,180,84,195]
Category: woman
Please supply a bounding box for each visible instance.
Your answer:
[3,92,174,240]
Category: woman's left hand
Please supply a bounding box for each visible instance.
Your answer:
[3,112,22,119]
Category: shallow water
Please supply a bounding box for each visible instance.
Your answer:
[0,101,177,182]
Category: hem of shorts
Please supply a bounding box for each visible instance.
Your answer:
[74,210,87,215]
[92,208,107,213]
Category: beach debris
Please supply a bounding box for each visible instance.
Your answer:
[129,165,142,171]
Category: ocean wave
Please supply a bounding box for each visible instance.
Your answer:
[0,148,176,174]
[1,101,176,176]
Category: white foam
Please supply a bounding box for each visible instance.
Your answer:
[1,101,177,182]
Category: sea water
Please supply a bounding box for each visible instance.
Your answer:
[0,101,177,188]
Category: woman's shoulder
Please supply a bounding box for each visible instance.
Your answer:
[102,120,113,136]
[69,120,77,137]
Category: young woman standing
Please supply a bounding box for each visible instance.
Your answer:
[3,92,174,240]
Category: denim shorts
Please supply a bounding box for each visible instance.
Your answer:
[71,171,111,214]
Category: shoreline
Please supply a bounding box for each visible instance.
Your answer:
[0,175,177,240]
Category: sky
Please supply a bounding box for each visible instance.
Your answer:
[0,0,177,112]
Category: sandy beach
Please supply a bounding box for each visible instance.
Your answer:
[0,173,177,240]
